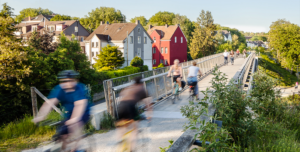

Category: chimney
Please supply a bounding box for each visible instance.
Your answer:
[106,21,109,25]
[165,24,168,28]
[28,16,31,21]
[135,20,140,25]
[149,25,153,29]
[100,21,104,25]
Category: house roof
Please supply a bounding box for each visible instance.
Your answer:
[96,34,111,41]
[85,23,138,41]
[15,22,40,27]
[22,14,55,22]
[245,36,252,40]
[147,25,179,40]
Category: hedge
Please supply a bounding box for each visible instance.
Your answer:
[99,65,148,79]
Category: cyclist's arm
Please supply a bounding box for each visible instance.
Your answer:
[33,98,59,123]
[65,99,88,125]
[179,66,183,78]
[198,69,203,76]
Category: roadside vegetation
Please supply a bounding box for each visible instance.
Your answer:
[176,67,300,152]
[258,52,298,87]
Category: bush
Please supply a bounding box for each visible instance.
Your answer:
[130,56,143,67]
[98,67,113,72]
[153,63,165,69]
[104,66,140,78]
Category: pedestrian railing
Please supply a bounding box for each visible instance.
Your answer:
[104,53,227,117]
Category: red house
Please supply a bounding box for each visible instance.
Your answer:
[147,24,187,67]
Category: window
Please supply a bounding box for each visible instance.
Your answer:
[175,37,177,43]
[181,37,183,43]
[96,42,98,47]
[48,26,54,32]
[138,28,140,33]
[138,36,141,44]
[144,37,147,44]
[153,37,156,43]
[96,52,99,56]
[160,59,163,63]
[165,59,168,65]
[137,48,141,57]
[92,52,94,57]
[153,47,156,54]
[92,42,94,48]
[161,48,164,53]
[56,26,62,31]
[75,26,78,32]
[130,36,133,43]
[165,47,168,54]
[81,37,84,42]
[153,59,156,65]
[32,26,37,32]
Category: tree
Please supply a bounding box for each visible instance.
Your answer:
[217,43,233,53]
[148,11,175,26]
[15,7,53,22]
[221,27,246,44]
[250,36,267,42]
[130,16,148,26]
[28,29,58,54]
[189,10,217,59]
[50,14,72,21]
[79,7,125,31]
[232,34,239,50]
[172,14,195,43]
[238,43,247,51]
[93,45,125,70]
[130,56,144,67]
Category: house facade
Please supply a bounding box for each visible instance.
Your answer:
[147,24,187,66]
[247,40,267,48]
[15,19,90,52]
[84,20,153,69]
[215,30,232,42]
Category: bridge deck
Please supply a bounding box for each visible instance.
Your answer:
[22,57,247,152]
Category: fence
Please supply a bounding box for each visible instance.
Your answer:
[104,53,228,117]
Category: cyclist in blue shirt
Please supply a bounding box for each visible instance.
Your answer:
[33,70,91,152]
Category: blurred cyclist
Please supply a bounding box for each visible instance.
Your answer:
[236,49,240,57]
[33,70,91,152]
[223,50,229,65]
[167,59,183,94]
[187,61,203,100]
[116,76,152,151]
[243,49,247,58]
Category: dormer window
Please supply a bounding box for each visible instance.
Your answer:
[56,26,62,31]
[32,26,37,32]
[138,28,140,33]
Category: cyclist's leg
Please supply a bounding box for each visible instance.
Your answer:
[176,77,182,89]
[194,82,199,100]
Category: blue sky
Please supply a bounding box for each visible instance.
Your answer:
[2,0,300,32]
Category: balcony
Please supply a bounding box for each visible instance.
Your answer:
[14,31,22,36]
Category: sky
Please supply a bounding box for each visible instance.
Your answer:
[1,0,300,33]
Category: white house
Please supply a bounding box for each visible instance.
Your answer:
[84,20,153,70]
[215,30,232,42]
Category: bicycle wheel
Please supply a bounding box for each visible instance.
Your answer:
[172,96,175,104]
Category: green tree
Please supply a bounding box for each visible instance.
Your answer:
[79,7,125,31]
[28,29,58,54]
[232,34,239,50]
[217,43,233,53]
[148,11,175,26]
[250,36,267,42]
[130,16,148,26]
[172,14,195,43]
[50,14,72,21]
[27,31,40,51]
[94,45,125,70]
[189,10,217,59]
[238,43,247,51]
[15,7,53,22]
[130,56,144,67]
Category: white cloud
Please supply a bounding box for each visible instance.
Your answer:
[223,25,269,33]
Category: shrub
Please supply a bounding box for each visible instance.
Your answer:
[130,56,143,67]
[104,66,140,78]
[98,67,113,72]
[100,112,115,129]
[93,45,125,70]
[138,65,148,72]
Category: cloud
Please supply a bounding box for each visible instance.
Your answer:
[223,25,269,33]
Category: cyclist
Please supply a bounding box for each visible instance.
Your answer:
[236,49,240,57]
[243,49,247,58]
[116,76,152,151]
[33,70,91,152]
[230,50,235,65]
[187,61,203,100]
[223,50,229,65]
[167,59,183,93]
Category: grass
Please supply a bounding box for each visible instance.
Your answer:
[258,53,298,87]
[0,111,60,152]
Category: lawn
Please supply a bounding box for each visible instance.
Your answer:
[258,53,298,87]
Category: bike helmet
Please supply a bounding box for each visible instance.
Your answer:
[57,70,79,79]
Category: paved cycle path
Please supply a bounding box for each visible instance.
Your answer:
[23,58,247,152]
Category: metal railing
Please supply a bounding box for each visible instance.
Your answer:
[104,53,228,117]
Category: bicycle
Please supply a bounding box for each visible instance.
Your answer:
[116,114,151,152]
[38,119,93,152]
[171,81,181,104]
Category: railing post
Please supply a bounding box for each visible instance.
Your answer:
[31,87,38,118]
[153,70,159,99]
[107,80,114,116]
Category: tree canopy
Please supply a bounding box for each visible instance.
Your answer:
[130,16,148,26]
[93,45,125,70]
[222,27,246,44]
[250,36,267,42]
[79,7,125,31]
[15,7,53,22]
[50,14,72,21]
[148,11,175,26]
[172,14,195,43]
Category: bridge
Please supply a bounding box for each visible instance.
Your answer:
[24,52,258,152]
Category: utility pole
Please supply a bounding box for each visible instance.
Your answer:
[127,31,129,66]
